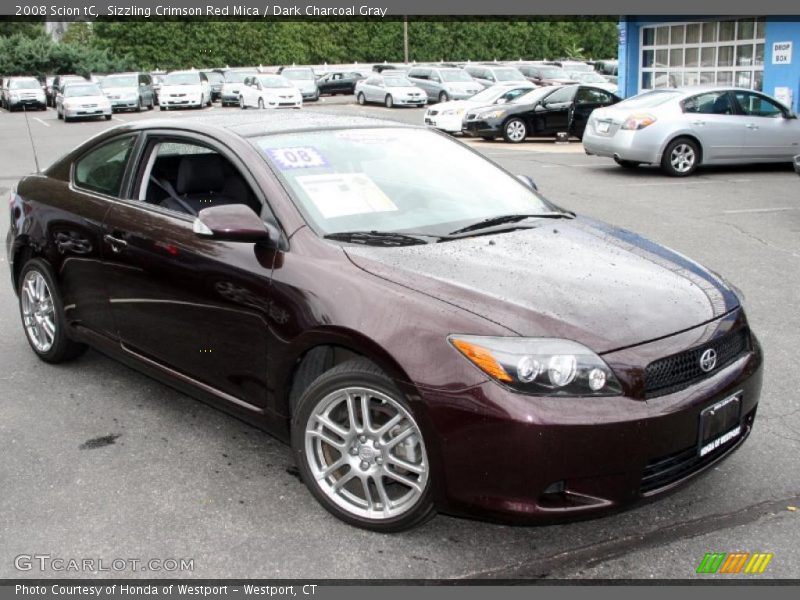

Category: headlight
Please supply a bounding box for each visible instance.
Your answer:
[10,93,20,100]
[480,109,506,119]
[442,108,465,116]
[449,335,623,397]
[621,113,657,130]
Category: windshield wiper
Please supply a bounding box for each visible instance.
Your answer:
[448,212,574,236]
[324,231,435,246]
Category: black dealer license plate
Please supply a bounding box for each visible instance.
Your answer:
[698,392,742,457]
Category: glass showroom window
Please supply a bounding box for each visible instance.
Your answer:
[640,18,765,91]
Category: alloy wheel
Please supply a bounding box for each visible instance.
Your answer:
[505,119,527,143]
[304,386,429,520]
[20,270,56,353]
[670,143,696,173]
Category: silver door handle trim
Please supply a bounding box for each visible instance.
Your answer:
[103,234,128,252]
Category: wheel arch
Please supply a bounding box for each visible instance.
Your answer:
[278,327,415,418]
[660,132,705,165]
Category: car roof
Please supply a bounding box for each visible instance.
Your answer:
[119,111,415,139]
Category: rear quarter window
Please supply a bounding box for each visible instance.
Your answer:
[74,136,136,197]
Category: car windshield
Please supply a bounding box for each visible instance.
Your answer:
[255,128,552,238]
[225,71,258,83]
[282,69,315,81]
[204,72,224,84]
[493,68,526,81]
[10,79,40,90]
[384,76,413,87]
[164,73,200,85]
[469,86,522,103]
[440,69,473,82]
[569,72,606,83]
[259,75,292,88]
[64,84,102,97]
[151,74,164,84]
[510,87,557,104]
[101,75,137,88]
[562,63,593,72]
[617,90,682,108]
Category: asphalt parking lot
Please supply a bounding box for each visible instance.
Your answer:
[1,97,799,580]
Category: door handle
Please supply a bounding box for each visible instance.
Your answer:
[746,123,759,130]
[103,234,128,253]
[692,120,706,126]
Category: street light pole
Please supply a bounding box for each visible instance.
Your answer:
[403,16,409,64]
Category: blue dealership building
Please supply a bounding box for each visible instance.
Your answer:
[617,17,800,110]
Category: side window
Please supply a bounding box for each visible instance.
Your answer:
[682,91,732,115]
[502,88,527,102]
[430,70,441,83]
[138,140,261,217]
[365,76,378,86]
[576,88,612,105]
[484,70,496,82]
[735,92,784,118]
[74,136,136,197]
[544,86,577,104]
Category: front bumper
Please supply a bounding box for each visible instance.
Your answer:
[221,92,240,105]
[424,112,464,133]
[420,323,763,523]
[109,98,139,110]
[64,106,112,118]
[8,98,46,110]
[462,119,501,137]
[161,97,202,108]
[393,97,427,106]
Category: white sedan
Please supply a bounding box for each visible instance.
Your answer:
[355,72,426,108]
[239,74,302,109]
[423,82,535,133]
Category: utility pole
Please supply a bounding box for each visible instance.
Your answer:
[403,16,409,64]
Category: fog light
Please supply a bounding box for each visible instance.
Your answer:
[588,368,607,391]
[517,356,542,382]
[548,355,577,387]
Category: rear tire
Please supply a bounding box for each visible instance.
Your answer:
[438,91,449,103]
[258,98,265,110]
[357,92,366,106]
[291,358,435,532]
[239,96,246,110]
[18,258,87,364]
[384,95,394,108]
[661,137,700,177]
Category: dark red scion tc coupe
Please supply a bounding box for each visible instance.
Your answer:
[7,112,763,531]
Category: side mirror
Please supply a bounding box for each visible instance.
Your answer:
[495,98,508,105]
[516,174,538,191]
[784,111,797,119]
[193,204,272,243]
[139,82,146,87]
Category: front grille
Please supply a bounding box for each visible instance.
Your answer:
[640,409,754,495]
[644,328,750,397]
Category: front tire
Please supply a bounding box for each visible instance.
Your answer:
[239,96,246,110]
[292,358,435,532]
[438,91,449,103]
[661,137,700,177]
[258,98,265,110]
[503,117,528,143]
[384,95,394,108]
[18,259,87,363]
[357,92,366,106]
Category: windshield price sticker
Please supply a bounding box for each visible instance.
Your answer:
[267,147,328,170]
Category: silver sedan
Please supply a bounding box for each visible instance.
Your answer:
[583,86,800,176]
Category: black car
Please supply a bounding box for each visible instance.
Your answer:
[316,71,365,96]
[202,70,224,102]
[462,84,621,143]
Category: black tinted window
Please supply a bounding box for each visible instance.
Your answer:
[74,136,135,197]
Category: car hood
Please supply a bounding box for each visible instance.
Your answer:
[443,82,482,93]
[389,86,424,95]
[427,100,473,112]
[64,94,108,104]
[264,88,301,97]
[291,80,317,92]
[102,86,137,96]
[343,217,739,353]
[161,84,201,95]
